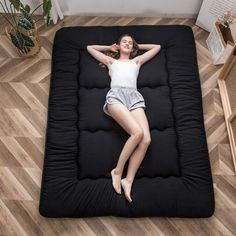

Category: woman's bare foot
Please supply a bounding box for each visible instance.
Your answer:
[121,178,133,203]
[111,168,122,194]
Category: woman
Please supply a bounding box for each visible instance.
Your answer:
[87,34,161,203]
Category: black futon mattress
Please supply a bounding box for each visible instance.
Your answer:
[39,25,215,218]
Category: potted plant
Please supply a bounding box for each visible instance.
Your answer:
[217,10,236,44]
[0,0,52,57]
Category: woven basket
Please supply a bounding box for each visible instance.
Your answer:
[5,20,41,57]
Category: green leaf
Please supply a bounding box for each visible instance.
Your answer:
[43,0,52,17]
[21,33,34,47]
[10,31,24,49]
[18,6,34,30]
[18,16,33,30]
[9,30,34,52]
[25,4,31,13]
[19,5,29,16]
[9,0,20,11]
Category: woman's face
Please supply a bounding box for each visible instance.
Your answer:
[119,36,133,54]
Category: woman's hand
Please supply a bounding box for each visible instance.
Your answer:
[110,43,119,53]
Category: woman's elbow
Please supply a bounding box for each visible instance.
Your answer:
[156,45,161,52]
[87,45,95,53]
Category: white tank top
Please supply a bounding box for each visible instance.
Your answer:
[108,60,140,89]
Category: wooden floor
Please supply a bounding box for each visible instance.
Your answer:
[0,15,236,236]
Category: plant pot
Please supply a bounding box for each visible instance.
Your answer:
[5,20,41,57]
[218,23,234,44]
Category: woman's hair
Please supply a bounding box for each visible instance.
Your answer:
[98,34,139,68]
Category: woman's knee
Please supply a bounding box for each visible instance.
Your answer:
[107,104,143,138]
[131,127,143,143]
[141,134,151,146]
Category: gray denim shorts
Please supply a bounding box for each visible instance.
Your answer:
[103,86,146,116]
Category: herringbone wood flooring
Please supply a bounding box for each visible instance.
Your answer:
[0,15,235,235]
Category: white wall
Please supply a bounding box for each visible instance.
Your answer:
[0,0,203,18]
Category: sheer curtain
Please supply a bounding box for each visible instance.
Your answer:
[49,0,64,24]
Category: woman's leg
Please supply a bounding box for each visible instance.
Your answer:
[121,107,151,202]
[107,103,144,194]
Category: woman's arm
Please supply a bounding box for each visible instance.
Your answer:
[138,44,160,50]
[87,45,112,66]
[137,44,161,65]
